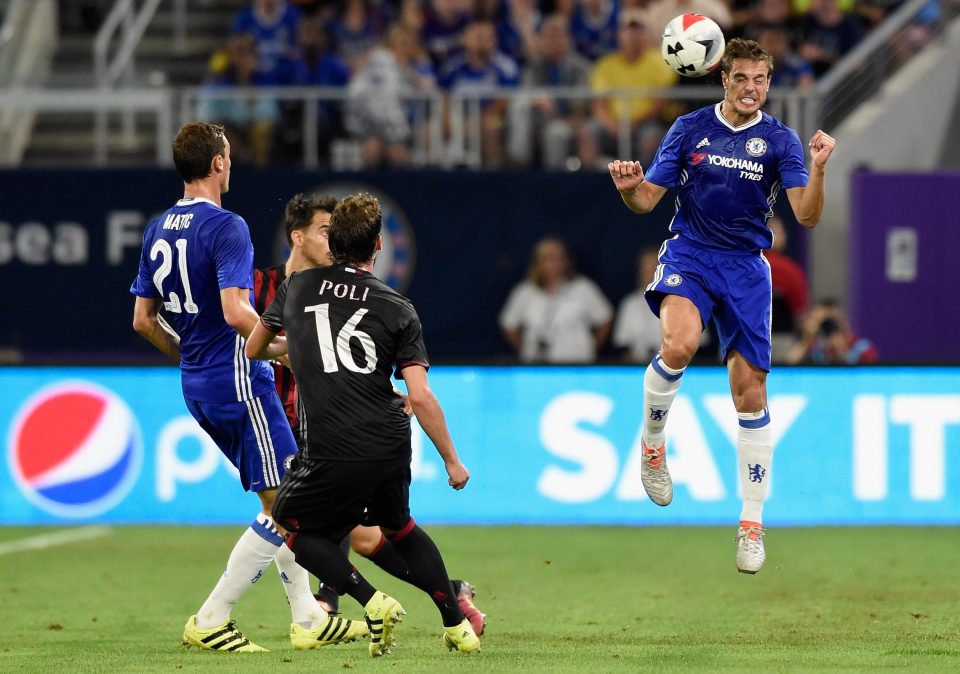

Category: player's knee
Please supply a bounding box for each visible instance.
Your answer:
[660,333,698,368]
[351,527,384,557]
[732,388,766,414]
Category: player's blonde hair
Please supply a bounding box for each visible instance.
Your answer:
[721,38,774,76]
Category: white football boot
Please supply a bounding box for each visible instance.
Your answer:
[735,522,766,574]
[640,442,673,506]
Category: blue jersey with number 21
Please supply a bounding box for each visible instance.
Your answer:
[130,197,274,403]
[645,104,809,252]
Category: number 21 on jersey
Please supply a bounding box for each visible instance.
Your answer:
[150,238,198,314]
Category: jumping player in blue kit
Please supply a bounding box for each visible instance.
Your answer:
[131,122,367,651]
[608,39,836,574]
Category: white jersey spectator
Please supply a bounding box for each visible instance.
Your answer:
[500,237,613,362]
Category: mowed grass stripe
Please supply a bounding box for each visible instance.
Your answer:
[0,526,957,673]
[0,525,110,556]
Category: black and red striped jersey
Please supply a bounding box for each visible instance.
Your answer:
[253,265,303,442]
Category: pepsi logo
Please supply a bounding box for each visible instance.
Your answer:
[8,382,143,518]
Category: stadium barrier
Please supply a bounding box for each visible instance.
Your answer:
[0,168,809,360]
[3,365,958,526]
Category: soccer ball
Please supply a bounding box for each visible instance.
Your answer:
[661,14,725,78]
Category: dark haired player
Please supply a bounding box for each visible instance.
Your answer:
[246,194,481,656]
[608,39,836,574]
[254,193,487,634]
[131,122,366,651]
[253,194,339,443]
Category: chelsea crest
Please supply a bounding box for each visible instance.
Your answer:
[745,137,767,157]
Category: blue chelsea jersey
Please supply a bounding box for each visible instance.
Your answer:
[645,104,809,252]
[130,197,274,403]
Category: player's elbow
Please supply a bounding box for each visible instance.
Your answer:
[222,306,245,331]
[406,387,436,413]
[132,314,152,337]
[796,214,820,229]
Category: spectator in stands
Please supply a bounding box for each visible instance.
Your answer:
[500,236,613,363]
[231,0,303,83]
[398,0,427,31]
[741,0,801,43]
[578,10,678,170]
[327,0,389,72]
[549,0,578,15]
[570,0,619,61]
[422,0,473,68]
[197,34,279,166]
[345,24,437,167]
[787,299,878,364]
[275,13,351,164]
[799,0,863,77]
[440,19,520,167]
[885,0,940,65]
[613,248,662,362]
[643,0,733,36]
[290,0,331,16]
[756,24,814,90]
[510,13,591,168]
[287,14,351,86]
[497,0,543,65]
[793,0,856,14]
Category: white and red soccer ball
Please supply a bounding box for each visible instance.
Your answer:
[661,14,726,78]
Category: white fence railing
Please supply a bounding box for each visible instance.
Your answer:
[0,89,175,165]
[178,85,817,170]
[0,85,822,168]
[0,0,55,165]
[2,0,957,167]
[814,0,960,129]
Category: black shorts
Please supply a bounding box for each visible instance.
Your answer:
[272,455,411,540]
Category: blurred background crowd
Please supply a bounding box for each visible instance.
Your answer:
[5,0,958,367]
[61,0,930,170]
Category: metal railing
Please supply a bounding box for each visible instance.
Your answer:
[0,89,174,165]
[94,0,166,155]
[0,84,819,168]
[814,0,960,131]
[0,0,29,88]
[7,0,951,167]
[0,0,55,165]
[180,85,817,170]
[94,0,166,88]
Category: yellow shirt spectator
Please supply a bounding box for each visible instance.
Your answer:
[590,47,679,123]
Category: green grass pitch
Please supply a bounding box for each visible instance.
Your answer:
[1,525,958,672]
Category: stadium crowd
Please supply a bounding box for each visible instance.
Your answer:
[198,0,895,168]
[498,234,874,365]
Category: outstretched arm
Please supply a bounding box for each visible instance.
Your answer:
[132,296,180,362]
[401,364,470,490]
[608,160,668,215]
[786,129,837,228]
